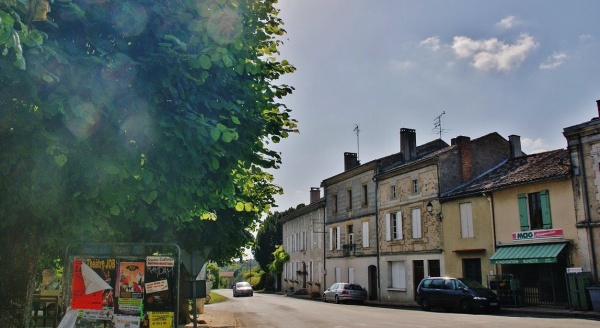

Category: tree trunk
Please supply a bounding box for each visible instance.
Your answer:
[0,223,42,327]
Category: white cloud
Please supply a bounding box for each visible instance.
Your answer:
[389,59,415,71]
[420,36,441,51]
[579,34,593,43]
[496,15,521,29]
[451,33,539,71]
[521,137,549,154]
[539,52,568,70]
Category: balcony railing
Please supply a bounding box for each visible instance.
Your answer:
[342,243,355,257]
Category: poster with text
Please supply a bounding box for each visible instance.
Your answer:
[148,311,174,328]
[84,258,117,313]
[144,256,175,312]
[114,314,141,328]
[71,259,103,309]
[118,261,145,299]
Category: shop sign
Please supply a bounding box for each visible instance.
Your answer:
[512,228,563,241]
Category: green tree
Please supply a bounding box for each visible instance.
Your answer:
[268,246,290,275]
[206,262,221,289]
[252,206,298,273]
[0,0,296,326]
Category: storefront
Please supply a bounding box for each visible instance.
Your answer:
[490,240,570,306]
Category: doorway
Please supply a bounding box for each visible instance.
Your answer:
[368,265,377,300]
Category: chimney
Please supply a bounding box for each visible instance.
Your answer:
[344,152,360,171]
[400,128,417,161]
[453,136,473,182]
[509,135,523,158]
[597,99,600,117]
[310,187,321,204]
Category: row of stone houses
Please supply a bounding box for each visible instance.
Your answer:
[279,100,600,307]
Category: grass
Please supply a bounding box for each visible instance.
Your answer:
[206,291,228,304]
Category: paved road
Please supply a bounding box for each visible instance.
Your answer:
[209,290,598,328]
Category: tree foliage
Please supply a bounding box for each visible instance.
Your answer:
[252,206,297,272]
[0,0,295,326]
[267,245,290,275]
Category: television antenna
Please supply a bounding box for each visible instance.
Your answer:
[354,124,360,161]
[432,111,449,140]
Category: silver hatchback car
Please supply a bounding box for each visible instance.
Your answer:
[322,283,367,304]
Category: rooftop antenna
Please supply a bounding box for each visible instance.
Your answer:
[354,124,360,161]
[432,111,448,140]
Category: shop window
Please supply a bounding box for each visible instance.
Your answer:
[518,190,552,230]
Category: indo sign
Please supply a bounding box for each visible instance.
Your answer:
[512,228,563,241]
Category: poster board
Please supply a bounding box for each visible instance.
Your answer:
[61,243,180,328]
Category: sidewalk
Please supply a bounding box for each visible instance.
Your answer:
[179,310,237,328]
[287,292,600,320]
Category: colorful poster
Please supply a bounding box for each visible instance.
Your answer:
[148,311,174,328]
[71,259,103,309]
[114,315,141,328]
[145,256,175,312]
[84,258,116,312]
[118,261,145,299]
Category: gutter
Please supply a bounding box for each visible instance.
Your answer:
[374,175,381,302]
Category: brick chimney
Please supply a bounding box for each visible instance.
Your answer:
[400,128,417,162]
[310,187,321,204]
[452,136,473,182]
[509,135,523,158]
[344,152,360,171]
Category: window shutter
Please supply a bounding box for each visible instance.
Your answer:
[385,213,391,241]
[336,227,341,250]
[517,193,529,231]
[397,211,403,240]
[329,227,333,250]
[540,190,552,229]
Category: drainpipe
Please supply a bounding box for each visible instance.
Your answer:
[374,176,381,302]
[485,193,499,275]
[322,207,327,290]
[577,134,598,280]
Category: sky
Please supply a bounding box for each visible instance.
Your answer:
[268,0,600,213]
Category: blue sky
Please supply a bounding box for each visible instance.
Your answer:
[269,0,600,212]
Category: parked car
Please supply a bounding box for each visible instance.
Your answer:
[415,277,500,312]
[322,283,367,304]
[233,281,253,297]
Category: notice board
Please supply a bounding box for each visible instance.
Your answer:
[60,243,180,328]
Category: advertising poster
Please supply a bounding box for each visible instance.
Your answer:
[114,315,141,328]
[148,311,174,328]
[84,258,117,315]
[118,261,145,299]
[145,256,175,312]
[71,259,103,309]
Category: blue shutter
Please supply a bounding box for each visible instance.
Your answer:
[540,190,552,229]
[518,194,529,231]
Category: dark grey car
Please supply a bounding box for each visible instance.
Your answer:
[322,283,367,304]
[415,277,500,312]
